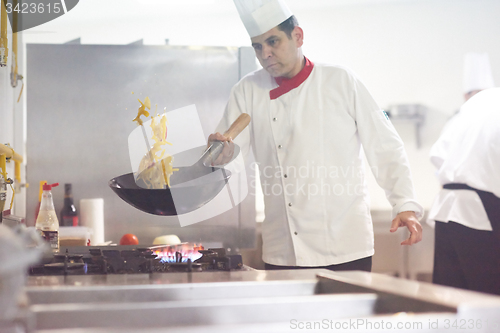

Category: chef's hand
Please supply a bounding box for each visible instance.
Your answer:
[207,132,235,166]
[390,211,422,245]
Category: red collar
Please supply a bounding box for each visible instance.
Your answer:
[269,57,314,100]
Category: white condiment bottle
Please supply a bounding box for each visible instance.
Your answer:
[35,182,60,251]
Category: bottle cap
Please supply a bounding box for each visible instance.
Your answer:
[43,183,59,191]
[38,180,47,202]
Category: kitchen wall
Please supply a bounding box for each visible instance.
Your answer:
[25,43,257,249]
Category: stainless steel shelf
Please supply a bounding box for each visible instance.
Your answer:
[25,269,500,332]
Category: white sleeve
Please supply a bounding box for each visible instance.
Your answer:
[215,82,252,160]
[351,75,424,219]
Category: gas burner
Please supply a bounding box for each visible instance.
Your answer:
[53,253,83,263]
[149,243,204,263]
[44,262,86,274]
[166,261,203,273]
[28,246,243,276]
[194,248,243,271]
[31,249,87,275]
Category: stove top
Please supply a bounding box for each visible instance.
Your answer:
[29,246,243,276]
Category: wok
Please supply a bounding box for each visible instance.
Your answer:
[109,164,231,216]
[110,113,249,216]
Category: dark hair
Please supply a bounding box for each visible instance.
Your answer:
[277,15,299,39]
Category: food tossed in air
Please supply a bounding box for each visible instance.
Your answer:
[133,97,178,189]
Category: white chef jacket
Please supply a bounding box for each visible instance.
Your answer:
[217,60,423,266]
[428,88,500,231]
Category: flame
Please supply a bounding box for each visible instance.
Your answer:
[153,243,204,263]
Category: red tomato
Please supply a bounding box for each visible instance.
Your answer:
[119,233,139,245]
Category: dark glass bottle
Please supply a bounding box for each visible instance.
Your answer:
[60,183,78,226]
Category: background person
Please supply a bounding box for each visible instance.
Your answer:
[427,53,499,294]
[463,53,495,102]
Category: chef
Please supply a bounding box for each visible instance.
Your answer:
[209,0,423,271]
[462,53,495,102]
[428,53,500,295]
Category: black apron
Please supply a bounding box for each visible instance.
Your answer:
[443,183,500,239]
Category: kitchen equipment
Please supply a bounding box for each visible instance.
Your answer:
[385,104,427,148]
[200,114,250,165]
[110,114,250,216]
[0,143,24,223]
[0,150,13,223]
[24,268,500,332]
[0,210,25,228]
[28,245,243,275]
[59,226,91,247]
[0,174,6,223]
[110,167,231,216]
[0,0,7,68]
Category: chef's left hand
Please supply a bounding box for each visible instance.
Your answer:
[389,211,422,245]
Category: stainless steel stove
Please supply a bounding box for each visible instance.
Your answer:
[20,268,500,333]
[29,245,244,276]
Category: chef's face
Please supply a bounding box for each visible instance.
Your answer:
[464,89,482,102]
[251,26,304,79]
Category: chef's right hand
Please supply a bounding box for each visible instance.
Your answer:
[207,132,235,166]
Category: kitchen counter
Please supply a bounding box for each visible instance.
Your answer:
[23,269,500,333]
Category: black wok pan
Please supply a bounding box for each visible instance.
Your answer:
[109,165,231,216]
[109,113,250,216]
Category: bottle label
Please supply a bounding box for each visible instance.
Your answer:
[62,216,79,227]
[38,230,59,249]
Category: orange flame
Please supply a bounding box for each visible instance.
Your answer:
[153,243,204,263]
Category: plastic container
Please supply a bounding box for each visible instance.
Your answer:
[59,226,91,246]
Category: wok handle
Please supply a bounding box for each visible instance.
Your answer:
[223,113,251,140]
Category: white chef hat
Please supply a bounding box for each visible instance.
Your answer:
[463,52,495,94]
[233,0,293,38]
